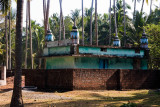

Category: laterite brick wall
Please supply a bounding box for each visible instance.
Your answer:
[73,69,120,90]
[24,69,160,90]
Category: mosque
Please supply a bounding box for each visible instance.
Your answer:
[43,23,149,70]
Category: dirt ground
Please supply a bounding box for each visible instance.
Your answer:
[0,77,160,107]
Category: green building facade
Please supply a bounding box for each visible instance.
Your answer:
[43,45,149,70]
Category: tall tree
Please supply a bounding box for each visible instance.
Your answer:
[82,0,84,45]
[25,0,28,69]
[8,8,11,70]
[43,0,50,69]
[150,0,157,14]
[95,0,98,46]
[10,0,24,106]
[114,0,118,40]
[90,0,94,45]
[28,0,33,69]
[133,0,138,21]
[123,0,126,46]
[43,0,47,34]
[150,0,153,14]
[5,15,8,69]
[70,9,80,24]
[133,0,141,21]
[58,0,65,40]
[43,0,50,35]
[61,0,65,40]
[59,0,62,41]
[46,0,50,33]
[109,0,112,45]
[141,0,148,13]
[141,0,145,13]
[0,0,11,70]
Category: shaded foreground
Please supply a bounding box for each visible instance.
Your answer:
[0,77,160,107]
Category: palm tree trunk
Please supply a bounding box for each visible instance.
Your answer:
[109,0,112,45]
[123,0,126,46]
[133,0,136,21]
[9,10,11,70]
[45,0,50,32]
[43,0,47,35]
[95,0,98,46]
[62,15,65,40]
[150,0,153,14]
[82,0,84,45]
[28,0,33,69]
[114,0,118,37]
[10,0,24,106]
[141,0,145,13]
[5,16,8,70]
[43,0,50,69]
[25,0,28,69]
[60,0,65,40]
[90,0,94,45]
[59,0,62,41]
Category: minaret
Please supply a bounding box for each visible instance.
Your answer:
[70,22,79,44]
[113,35,120,47]
[140,30,148,49]
[45,29,54,42]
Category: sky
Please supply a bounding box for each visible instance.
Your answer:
[12,0,160,26]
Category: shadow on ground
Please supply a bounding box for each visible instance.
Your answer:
[0,88,12,93]
[2,90,160,107]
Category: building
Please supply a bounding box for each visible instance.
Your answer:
[43,25,149,70]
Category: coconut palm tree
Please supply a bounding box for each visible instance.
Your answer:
[132,0,141,21]
[43,0,50,35]
[114,0,118,39]
[70,9,80,24]
[59,0,65,40]
[150,0,158,14]
[10,0,24,106]
[0,0,10,70]
[43,0,47,34]
[27,0,33,69]
[82,0,84,45]
[141,0,148,13]
[109,0,112,45]
[90,0,94,45]
[95,0,98,46]
[123,0,126,46]
[59,0,62,41]
[5,15,8,69]
[46,0,50,32]
[25,0,28,69]
[8,8,11,70]
[61,1,65,40]
[150,0,153,14]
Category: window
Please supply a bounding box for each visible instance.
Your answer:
[101,48,107,52]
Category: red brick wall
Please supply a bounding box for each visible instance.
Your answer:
[25,69,73,90]
[120,70,160,89]
[73,69,119,90]
[46,69,73,90]
[24,69,160,90]
[25,69,46,89]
